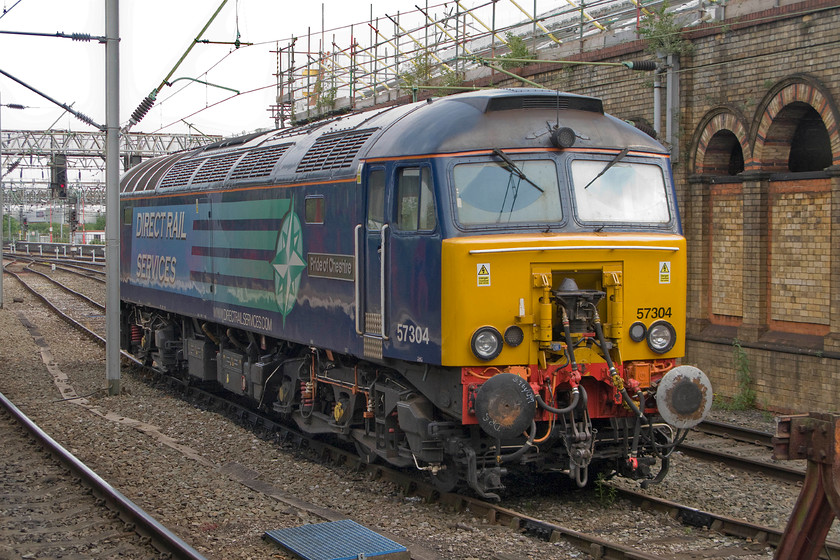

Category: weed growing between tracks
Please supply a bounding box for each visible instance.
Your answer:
[595,472,617,507]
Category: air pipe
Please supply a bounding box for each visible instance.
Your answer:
[591,308,645,420]
[496,420,537,463]
[535,387,582,415]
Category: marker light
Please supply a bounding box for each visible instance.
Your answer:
[629,321,647,342]
[504,326,525,347]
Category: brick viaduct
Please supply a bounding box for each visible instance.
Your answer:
[451,0,840,413]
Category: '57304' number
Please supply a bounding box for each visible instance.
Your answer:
[396,323,430,344]
[636,307,672,320]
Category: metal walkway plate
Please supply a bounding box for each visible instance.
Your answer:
[265,519,409,560]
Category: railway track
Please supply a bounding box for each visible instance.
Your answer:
[5,253,107,282]
[4,259,107,343]
[182,377,823,559]
[680,420,805,483]
[4,259,826,559]
[0,390,206,560]
[696,419,774,447]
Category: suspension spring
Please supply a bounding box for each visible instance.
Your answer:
[130,324,143,343]
[301,380,314,408]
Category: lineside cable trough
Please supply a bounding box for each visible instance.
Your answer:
[264,519,409,560]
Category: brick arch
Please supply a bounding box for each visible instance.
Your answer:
[691,107,750,176]
[751,76,840,172]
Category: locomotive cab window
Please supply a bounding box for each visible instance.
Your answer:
[396,167,436,232]
[452,159,562,226]
[367,169,386,229]
[570,158,670,224]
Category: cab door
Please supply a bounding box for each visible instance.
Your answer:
[357,167,387,360]
[386,164,441,364]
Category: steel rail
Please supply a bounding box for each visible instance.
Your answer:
[680,421,803,483]
[44,262,107,283]
[0,390,207,560]
[4,261,142,365]
[4,253,107,283]
[612,485,840,560]
[152,373,662,560]
[695,419,774,448]
[164,372,821,559]
[23,261,106,310]
[9,253,108,269]
[677,442,804,483]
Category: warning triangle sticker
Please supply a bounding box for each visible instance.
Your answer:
[478,265,489,275]
[660,263,670,274]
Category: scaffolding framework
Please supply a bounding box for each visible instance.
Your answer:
[266,0,720,124]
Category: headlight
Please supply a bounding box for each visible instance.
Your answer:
[471,326,503,361]
[646,321,676,354]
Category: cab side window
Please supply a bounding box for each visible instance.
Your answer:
[396,167,436,231]
[367,169,386,229]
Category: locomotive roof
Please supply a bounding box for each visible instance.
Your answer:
[120,88,666,196]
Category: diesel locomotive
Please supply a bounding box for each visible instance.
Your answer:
[120,88,712,498]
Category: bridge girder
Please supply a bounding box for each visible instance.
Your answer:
[1,130,222,204]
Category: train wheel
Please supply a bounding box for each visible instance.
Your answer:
[429,459,459,493]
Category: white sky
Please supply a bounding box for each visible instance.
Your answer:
[0,0,531,137]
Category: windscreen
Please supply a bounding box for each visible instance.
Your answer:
[570,159,670,223]
[452,160,562,225]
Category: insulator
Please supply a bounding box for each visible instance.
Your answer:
[623,60,657,71]
[129,96,155,126]
[75,111,97,127]
[71,33,93,42]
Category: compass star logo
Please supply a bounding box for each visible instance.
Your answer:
[271,204,305,321]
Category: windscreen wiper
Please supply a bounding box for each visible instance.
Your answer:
[492,148,544,193]
[583,147,630,189]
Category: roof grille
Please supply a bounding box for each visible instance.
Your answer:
[191,152,243,185]
[296,129,375,173]
[272,118,333,140]
[486,95,603,114]
[159,158,203,188]
[522,97,570,110]
[137,153,188,192]
[229,143,292,180]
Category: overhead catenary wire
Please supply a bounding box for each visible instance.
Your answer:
[0,0,25,20]
[146,0,650,131]
[0,68,102,129]
[144,1,582,130]
[124,0,231,131]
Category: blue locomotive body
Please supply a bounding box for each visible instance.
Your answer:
[120,89,711,497]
